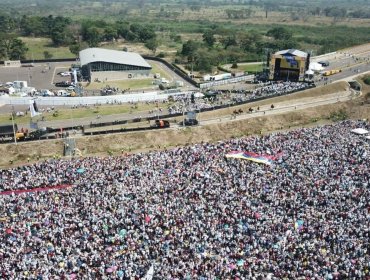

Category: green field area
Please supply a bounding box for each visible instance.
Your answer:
[0,102,171,126]
[238,63,263,73]
[21,37,75,60]
[84,79,156,91]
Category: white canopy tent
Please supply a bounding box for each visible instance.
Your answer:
[309,62,324,72]
[305,69,314,75]
[351,128,369,135]
[194,92,205,98]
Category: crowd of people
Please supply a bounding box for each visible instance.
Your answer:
[249,81,311,99]
[167,82,311,116]
[232,82,312,103]
[0,120,369,279]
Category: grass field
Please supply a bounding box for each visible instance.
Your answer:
[237,63,263,73]
[84,79,156,91]
[0,102,172,125]
[21,37,75,60]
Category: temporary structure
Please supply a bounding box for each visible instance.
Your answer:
[351,128,369,135]
[309,62,324,72]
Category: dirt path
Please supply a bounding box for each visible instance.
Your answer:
[195,89,356,127]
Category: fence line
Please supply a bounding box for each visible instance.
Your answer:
[0,91,196,106]
[199,75,255,89]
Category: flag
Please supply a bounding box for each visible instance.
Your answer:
[29,100,41,118]
[294,219,304,231]
[29,120,38,129]
[142,264,154,280]
[225,151,282,165]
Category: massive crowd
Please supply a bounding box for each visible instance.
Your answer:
[0,120,369,279]
[166,82,311,115]
[249,81,311,98]
[232,82,312,103]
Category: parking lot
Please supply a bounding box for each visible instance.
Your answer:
[0,61,73,91]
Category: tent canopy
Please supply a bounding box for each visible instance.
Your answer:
[309,62,324,71]
[305,69,314,75]
[351,128,369,135]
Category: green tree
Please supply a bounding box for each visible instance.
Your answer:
[194,51,212,72]
[0,33,15,59]
[267,27,292,40]
[145,38,159,54]
[69,43,81,56]
[50,16,71,46]
[9,38,28,60]
[0,14,16,32]
[104,26,118,41]
[50,30,69,46]
[20,16,45,36]
[170,32,182,43]
[85,27,102,47]
[220,35,237,49]
[181,40,198,57]
[116,21,130,39]
[130,24,156,42]
[239,31,262,52]
[202,31,215,47]
[43,51,53,59]
[181,40,199,72]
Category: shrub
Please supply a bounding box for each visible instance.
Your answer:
[365,92,370,103]
[363,76,370,85]
[330,109,348,121]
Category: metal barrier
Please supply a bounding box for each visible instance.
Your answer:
[199,75,255,89]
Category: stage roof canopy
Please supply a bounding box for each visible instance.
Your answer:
[275,49,308,58]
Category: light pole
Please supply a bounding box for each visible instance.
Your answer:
[183,99,186,127]
[11,107,17,145]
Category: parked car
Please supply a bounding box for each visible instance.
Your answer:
[56,90,70,97]
[55,81,72,87]
[58,72,71,77]
[179,119,198,126]
[152,119,170,128]
[39,89,54,96]
[318,60,330,67]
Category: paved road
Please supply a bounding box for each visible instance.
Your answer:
[311,45,370,85]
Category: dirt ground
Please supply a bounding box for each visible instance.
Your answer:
[1,79,369,169]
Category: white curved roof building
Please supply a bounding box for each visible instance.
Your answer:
[79,48,152,81]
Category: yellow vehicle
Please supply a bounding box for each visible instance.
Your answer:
[323,69,341,76]
[15,132,26,141]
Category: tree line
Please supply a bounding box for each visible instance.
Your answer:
[0,14,158,60]
[0,11,369,74]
